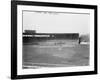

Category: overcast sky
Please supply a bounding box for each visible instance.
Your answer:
[23,11,90,35]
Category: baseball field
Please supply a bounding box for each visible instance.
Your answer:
[23,40,89,69]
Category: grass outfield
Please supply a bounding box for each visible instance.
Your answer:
[23,44,89,69]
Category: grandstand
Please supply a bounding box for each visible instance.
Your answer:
[23,30,79,45]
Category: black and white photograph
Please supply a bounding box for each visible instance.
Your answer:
[22,10,90,69]
[11,1,97,79]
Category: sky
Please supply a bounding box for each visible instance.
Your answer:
[23,11,90,35]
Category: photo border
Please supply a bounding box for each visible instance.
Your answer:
[11,0,98,79]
